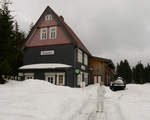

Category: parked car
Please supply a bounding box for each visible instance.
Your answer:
[110,77,126,91]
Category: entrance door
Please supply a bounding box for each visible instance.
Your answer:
[94,75,102,84]
[98,76,102,83]
[94,76,97,84]
[46,76,55,84]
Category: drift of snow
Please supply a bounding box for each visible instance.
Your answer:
[19,63,72,69]
[0,80,87,120]
[0,80,150,120]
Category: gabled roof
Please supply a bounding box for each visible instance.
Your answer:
[25,6,91,55]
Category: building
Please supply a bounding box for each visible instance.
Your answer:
[89,56,115,86]
[19,6,91,87]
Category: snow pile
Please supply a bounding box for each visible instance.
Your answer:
[117,84,150,120]
[0,80,87,120]
[0,80,150,120]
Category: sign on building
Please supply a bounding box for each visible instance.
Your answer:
[40,50,55,55]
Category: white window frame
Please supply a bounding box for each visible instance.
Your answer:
[49,27,57,39]
[77,74,81,86]
[84,72,88,85]
[84,53,88,65]
[77,72,83,86]
[24,73,34,80]
[45,73,56,84]
[45,14,52,21]
[45,72,65,86]
[40,28,47,40]
[78,49,83,63]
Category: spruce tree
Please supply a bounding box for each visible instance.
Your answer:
[123,59,132,83]
[13,22,25,75]
[116,60,132,84]
[0,0,14,83]
[134,62,145,84]
[144,64,150,83]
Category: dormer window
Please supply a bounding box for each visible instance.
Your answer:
[40,28,47,40]
[45,14,52,21]
[49,27,56,39]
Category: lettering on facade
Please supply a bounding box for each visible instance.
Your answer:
[40,50,55,55]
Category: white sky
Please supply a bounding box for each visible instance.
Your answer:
[8,0,150,66]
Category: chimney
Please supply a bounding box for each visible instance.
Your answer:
[59,15,64,22]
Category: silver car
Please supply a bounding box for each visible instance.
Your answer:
[110,77,126,91]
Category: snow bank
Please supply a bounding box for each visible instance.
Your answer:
[1,80,150,120]
[0,80,87,120]
[117,84,150,120]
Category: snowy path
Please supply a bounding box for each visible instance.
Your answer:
[71,86,125,120]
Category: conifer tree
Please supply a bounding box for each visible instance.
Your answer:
[13,22,25,75]
[0,0,14,83]
[123,59,132,83]
[0,0,25,83]
[134,62,145,84]
[116,59,132,84]
[144,64,150,83]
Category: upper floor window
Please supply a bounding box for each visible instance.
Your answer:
[78,49,82,63]
[45,14,52,21]
[40,28,47,40]
[49,27,56,39]
[84,53,88,65]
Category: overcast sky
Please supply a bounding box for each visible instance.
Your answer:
[10,0,150,66]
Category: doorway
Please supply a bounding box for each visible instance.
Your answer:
[94,75,102,84]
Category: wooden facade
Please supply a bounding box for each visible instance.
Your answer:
[89,56,115,86]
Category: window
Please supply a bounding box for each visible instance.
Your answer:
[84,53,88,65]
[45,14,52,21]
[40,28,47,40]
[49,27,56,39]
[45,72,65,85]
[84,72,88,85]
[77,72,83,86]
[45,73,56,84]
[24,73,34,80]
[78,49,82,63]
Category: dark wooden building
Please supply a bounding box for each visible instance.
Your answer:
[89,56,115,86]
[19,6,91,87]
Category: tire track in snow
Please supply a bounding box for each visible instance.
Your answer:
[104,92,125,120]
[70,87,125,120]
[69,95,92,120]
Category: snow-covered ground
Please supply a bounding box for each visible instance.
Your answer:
[0,80,150,120]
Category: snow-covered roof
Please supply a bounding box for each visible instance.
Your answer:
[19,63,72,70]
[114,79,124,84]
